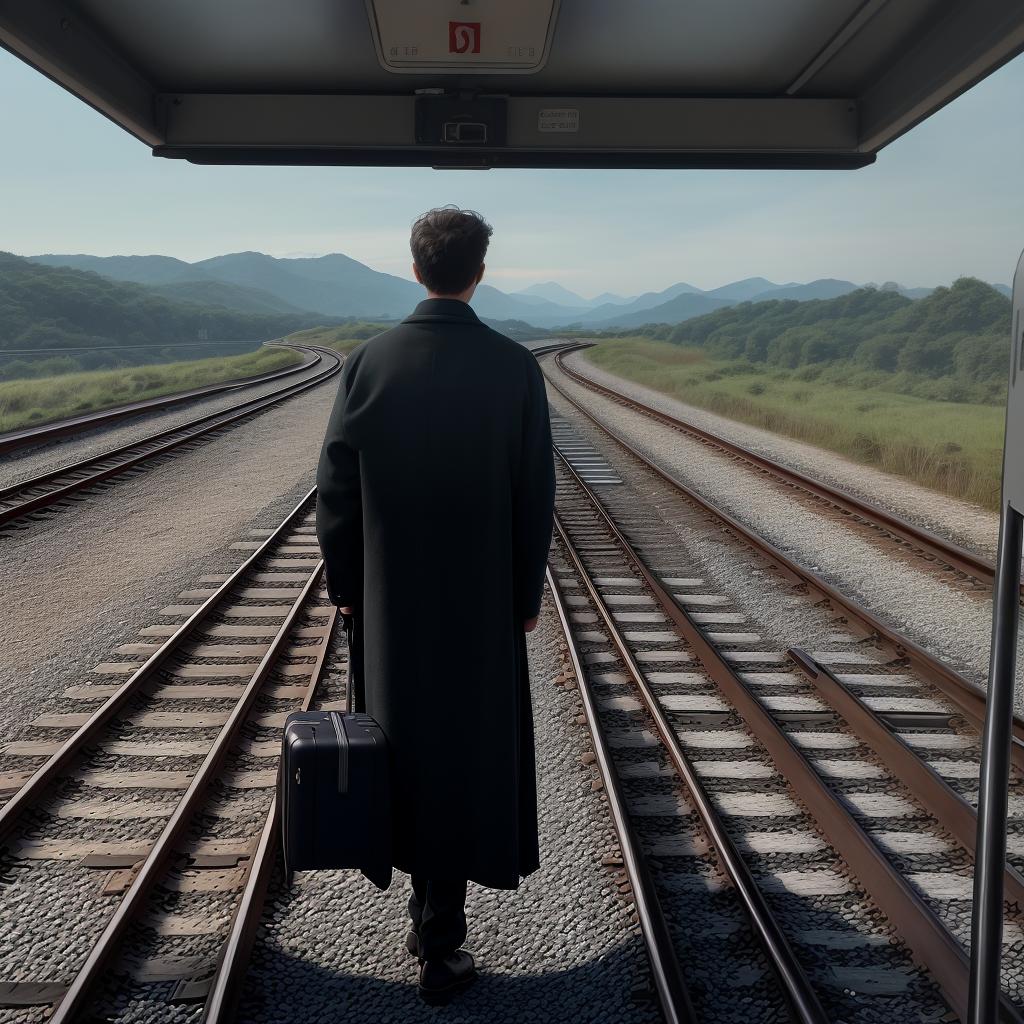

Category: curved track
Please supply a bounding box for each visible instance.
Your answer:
[2,340,1021,1020]
[553,347,1007,591]
[0,345,343,529]
[547,437,1024,1022]
[543,348,1024,772]
[0,344,320,456]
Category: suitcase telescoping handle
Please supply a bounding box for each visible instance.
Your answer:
[341,612,356,715]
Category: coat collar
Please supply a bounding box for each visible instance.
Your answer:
[402,298,481,325]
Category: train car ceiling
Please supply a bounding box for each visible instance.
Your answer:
[0,0,1022,169]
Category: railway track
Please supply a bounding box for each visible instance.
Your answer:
[542,348,1024,773]
[0,346,343,530]
[553,346,1006,592]
[0,345,321,457]
[0,488,344,1022]
[1,339,1019,1020]
[547,442,1024,1022]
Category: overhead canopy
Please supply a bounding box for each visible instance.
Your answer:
[1,0,1023,169]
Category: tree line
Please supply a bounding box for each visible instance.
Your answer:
[0,252,333,353]
[602,278,1012,404]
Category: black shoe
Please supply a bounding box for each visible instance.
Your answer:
[418,950,477,1006]
[406,930,423,962]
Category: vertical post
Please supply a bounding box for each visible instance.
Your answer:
[969,249,1024,1024]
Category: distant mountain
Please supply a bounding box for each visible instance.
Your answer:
[588,291,734,329]
[0,251,330,351]
[508,292,560,307]
[30,253,316,315]
[26,251,1004,331]
[993,283,1012,298]
[189,251,422,319]
[573,282,705,325]
[622,282,705,309]
[150,279,307,314]
[31,250,560,324]
[463,284,586,324]
[746,278,859,303]
[31,253,203,286]
[516,281,590,306]
[704,277,781,301]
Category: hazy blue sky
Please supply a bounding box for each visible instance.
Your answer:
[1,47,1022,297]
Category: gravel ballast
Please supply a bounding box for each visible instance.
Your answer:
[0,347,334,490]
[564,348,1000,559]
[0,376,341,748]
[544,355,1024,709]
[239,595,659,1024]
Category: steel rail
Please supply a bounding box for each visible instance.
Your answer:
[0,344,321,455]
[525,341,584,359]
[201,594,339,1023]
[788,647,1024,907]
[553,346,1007,590]
[0,349,341,527]
[49,561,328,1022]
[545,563,697,1024]
[555,450,1024,1024]
[552,505,829,1023]
[0,486,317,844]
[542,359,1024,774]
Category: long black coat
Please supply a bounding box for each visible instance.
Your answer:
[315,298,555,890]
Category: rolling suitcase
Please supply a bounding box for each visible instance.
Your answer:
[280,614,392,888]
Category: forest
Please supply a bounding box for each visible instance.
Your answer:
[603,278,1012,404]
[0,252,329,356]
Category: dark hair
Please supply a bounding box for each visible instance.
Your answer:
[410,206,492,295]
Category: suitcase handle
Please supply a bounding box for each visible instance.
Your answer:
[341,612,357,715]
[336,614,358,795]
[332,711,349,794]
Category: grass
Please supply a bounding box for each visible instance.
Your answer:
[283,323,390,355]
[0,345,302,434]
[582,337,1006,510]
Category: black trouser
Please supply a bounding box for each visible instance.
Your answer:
[408,875,468,961]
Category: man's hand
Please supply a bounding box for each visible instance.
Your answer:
[340,606,353,615]
[524,615,539,632]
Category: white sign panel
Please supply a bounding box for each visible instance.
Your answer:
[1005,249,1024,512]
[366,0,560,73]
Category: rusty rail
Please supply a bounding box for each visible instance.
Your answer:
[201,593,339,1022]
[554,450,1024,1023]
[543,355,1024,773]
[788,647,1024,908]
[49,564,332,1021]
[545,563,697,1024]
[0,347,342,527]
[553,504,828,1023]
[0,344,321,456]
[0,488,317,845]
[553,346,1007,590]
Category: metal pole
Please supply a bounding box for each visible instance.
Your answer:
[969,506,1023,1023]
[969,249,1024,1024]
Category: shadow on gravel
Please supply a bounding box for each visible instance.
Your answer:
[239,935,658,1024]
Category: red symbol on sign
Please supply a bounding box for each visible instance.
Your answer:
[449,21,481,54]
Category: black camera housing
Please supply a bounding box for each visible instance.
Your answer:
[414,96,508,146]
